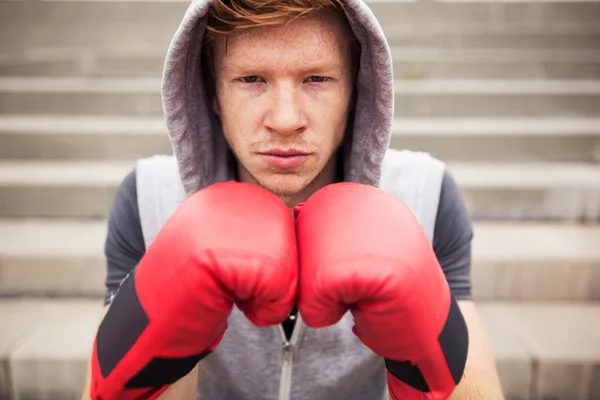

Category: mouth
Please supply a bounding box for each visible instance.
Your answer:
[259,149,311,169]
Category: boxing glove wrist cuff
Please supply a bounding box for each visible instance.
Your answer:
[385,295,469,394]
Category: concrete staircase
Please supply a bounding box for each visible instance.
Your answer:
[0,0,599,399]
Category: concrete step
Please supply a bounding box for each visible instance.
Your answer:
[3,25,598,56]
[471,222,600,301]
[1,115,599,162]
[0,299,598,399]
[368,1,600,27]
[393,48,600,80]
[0,219,107,297]
[0,218,599,300]
[0,77,162,116]
[2,0,598,30]
[0,115,172,160]
[450,161,600,220]
[3,47,600,79]
[0,48,167,78]
[478,301,600,400]
[2,77,600,117]
[394,79,600,117]
[1,160,599,219]
[0,299,104,400]
[0,2,184,55]
[385,24,600,49]
[1,1,600,54]
[0,160,131,218]
[390,117,600,162]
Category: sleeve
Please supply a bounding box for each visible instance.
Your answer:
[432,170,473,301]
[104,168,146,306]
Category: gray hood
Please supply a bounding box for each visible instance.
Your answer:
[161,0,394,195]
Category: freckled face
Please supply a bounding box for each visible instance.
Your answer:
[212,9,355,199]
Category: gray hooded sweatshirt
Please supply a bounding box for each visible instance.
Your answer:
[103,0,475,398]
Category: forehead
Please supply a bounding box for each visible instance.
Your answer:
[214,9,354,69]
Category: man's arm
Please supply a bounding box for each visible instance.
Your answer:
[433,171,504,398]
[79,170,200,399]
[449,301,504,399]
[159,364,201,400]
[80,308,201,400]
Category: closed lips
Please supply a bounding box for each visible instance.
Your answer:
[260,150,310,168]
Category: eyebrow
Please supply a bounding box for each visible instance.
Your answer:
[220,62,348,76]
[303,63,348,74]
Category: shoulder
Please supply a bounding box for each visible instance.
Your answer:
[104,168,146,303]
[107,169,141,237]
[379,149,472,248]
[433,170,473,300]
[380,150,473,299]
[381,149,445,174]
[434,170,473,250]
[112,168,138,213]
[135,155,188,245]
[380,149,446,242]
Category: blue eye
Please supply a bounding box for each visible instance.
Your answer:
[241,76,261,83]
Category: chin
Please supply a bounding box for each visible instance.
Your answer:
[237,154,334,200]
[256,173,312,199]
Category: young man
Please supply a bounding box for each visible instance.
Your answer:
[82,0,505,398]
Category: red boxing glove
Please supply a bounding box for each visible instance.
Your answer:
[296,183,468,400]
[90,181,298,400]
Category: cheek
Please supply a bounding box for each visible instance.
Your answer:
[318,92,352,144]
[217,88,258,147]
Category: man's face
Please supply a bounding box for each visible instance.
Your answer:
[212,9,355,200]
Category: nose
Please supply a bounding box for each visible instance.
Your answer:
[264,83,307,136]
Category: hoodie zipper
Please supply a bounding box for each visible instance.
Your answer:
[277,314,303,400]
